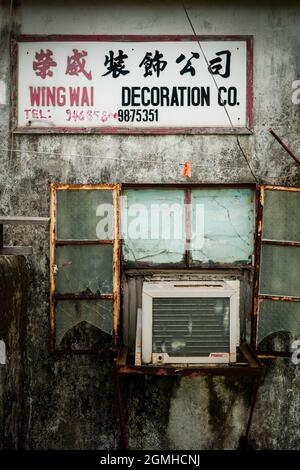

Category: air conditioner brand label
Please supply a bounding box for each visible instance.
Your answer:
[209,353,227,358]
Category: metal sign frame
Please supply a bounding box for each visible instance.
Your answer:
[12,35,253,135]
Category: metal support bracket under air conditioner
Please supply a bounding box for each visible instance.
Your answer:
[0,216,50,255]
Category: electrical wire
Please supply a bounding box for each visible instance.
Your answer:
[182,4,259,183]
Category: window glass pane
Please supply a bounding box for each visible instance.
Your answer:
[259,245,300,297]
[257,299,300,352]
[122,189,186,265]
[191,188,255,264]
[57,189,114,240]
[55,300,113,349]
[263,190,300,242]
[55,245,113,294]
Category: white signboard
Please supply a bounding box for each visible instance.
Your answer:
[16,36,252,133]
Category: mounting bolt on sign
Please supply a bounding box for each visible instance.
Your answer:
[182,161,192,178]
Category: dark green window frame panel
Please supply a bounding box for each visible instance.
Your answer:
[253,186,300,356]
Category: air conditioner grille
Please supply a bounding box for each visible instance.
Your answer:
[152,297,230,356]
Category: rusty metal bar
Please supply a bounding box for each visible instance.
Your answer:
[113,185,121,347]
[185,188,191,268]
[117,364,263,377]
[262,239,300,247]
[122,182,256,189]
[268,128,300,166]
[55,293,113,300]
[120,269,127,347]
[50,184,57,352]
[251,186,264,350]
[117,346,129,366]
[116,346,263,377]
[239,344,261,369]
[263,185,300,192]
[257,351,292,358]
[56,239,114,246]
[258,294,300,302]
[51,183,119,191]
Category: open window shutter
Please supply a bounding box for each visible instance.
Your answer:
[253,185,300,355]
[50,184,120,352]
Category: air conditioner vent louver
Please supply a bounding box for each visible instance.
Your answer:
[152,297,230,356]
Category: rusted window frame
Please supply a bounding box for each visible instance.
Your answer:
[50,183,120,353]
[50,182,257,355]
[252,185,300,356]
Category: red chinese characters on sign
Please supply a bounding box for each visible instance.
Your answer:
[33,49,57,79]
[65,49,92,80]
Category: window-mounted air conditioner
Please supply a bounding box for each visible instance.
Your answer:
[136,280,240,365]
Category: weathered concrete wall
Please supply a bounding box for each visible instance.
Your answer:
[0,256,28,449]
[0,0,300,449]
